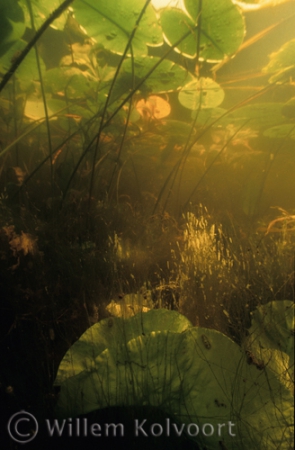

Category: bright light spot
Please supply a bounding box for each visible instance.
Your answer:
[151,0,184,10]
[232,0,291,10]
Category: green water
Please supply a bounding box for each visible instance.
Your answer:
[0,1,294,449]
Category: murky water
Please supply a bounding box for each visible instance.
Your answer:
[0,1,294,449]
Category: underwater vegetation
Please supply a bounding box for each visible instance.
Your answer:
[0,0,294,449]
[54,302,294,450]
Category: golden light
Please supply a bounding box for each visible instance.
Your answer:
[151,0,184,10]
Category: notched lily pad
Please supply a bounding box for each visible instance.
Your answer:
[54,309,192,385]
[160,0,245,61]
[55,308,294,449]
[73,0,163,57]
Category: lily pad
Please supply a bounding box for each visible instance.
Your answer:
[160,0,245,61]
[0,40,45,90]
[247,301,294,357]
[43,67,102,100]
[264,123,295,140]
[72,0,163,57]
[55,322,294,449]
[120,56,194,94]
[219,103,286,130]
[24,97,67,120]
[155,119,196,143]
[54,309,192,385]
[20,0,77,31]
[263,38,295,83]
[0,0,25,55]
[179,77,225,110]
[243,300,294,392]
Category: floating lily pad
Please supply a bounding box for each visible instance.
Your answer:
[160,0,245,61]
[73,0,163,57]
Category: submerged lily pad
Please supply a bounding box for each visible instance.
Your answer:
[178,77,225,110]
[55,309,294,449]
[263,38,295,83]
[0,40,45,90]
[219,103,286,129]
[0,0,25,54]
[247,301,294,357]
[121,56,194,94]
[54,309,192,385]
[154,119,196,141]
[264,123,295,140]
[20,0,68,30]
[243,300,294,392]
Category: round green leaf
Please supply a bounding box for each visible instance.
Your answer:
[121,56,194,93]
[55,330,187,417]
[178,77,225,110]
[55,321,294,449]
[160,0,245,61]
[180,327,294,450]
[54,309,192,385]
[73,0,163,57]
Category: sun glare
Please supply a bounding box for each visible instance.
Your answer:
[151,0,184,10]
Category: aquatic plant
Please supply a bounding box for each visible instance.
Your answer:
[54,305,294,449]
[0,1,294,448]
[243,300,294,391]
[1,0,294,217]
